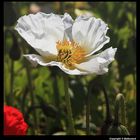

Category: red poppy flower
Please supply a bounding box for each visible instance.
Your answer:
[4,105,28,135]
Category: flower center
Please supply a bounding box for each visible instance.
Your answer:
[56,41,86,69]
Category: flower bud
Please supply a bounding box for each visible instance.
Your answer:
[9,31,21,60]
[107,123,130,135]
[107,93,130,135]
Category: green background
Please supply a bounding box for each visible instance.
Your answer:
[4,2,136,135]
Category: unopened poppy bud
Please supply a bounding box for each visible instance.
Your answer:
[9,32,21,60]
[107,123,130,135]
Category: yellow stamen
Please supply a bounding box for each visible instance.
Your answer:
[56,40,86,69]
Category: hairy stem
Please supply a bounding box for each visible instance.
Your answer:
[25,60,37,134]
[63,74,75,135]
[102,86,112,122]
[10,60,14,105]
[53,75,61,128]
[86,87,90,135]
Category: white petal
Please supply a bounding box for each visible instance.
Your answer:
[24,54,87,75]
[24,54,58,67]
[72,15,110,56]
[97,47,117,64]
[62,13,74,41]
[75,14,92,22]
[75,47,117,75]
[59,65,88,75]
[15,12,65,56]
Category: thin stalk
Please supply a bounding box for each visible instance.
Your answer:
[54,76,60,108]
[86,87,90,135]
[25,62,37,134]
[53,75,61,127]
[63,74,75,135]
[21,43,37,134]
[10,60,14,105]
[102,86,112,122]
[133,71,136,95]
[101,86,113,135]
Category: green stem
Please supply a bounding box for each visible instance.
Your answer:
[22,43,37,134]
[63,74,75,135]
[53,75,61,128]
[102,86,112,122]
[133,71,136,95]
[10,60,14,105]
[25,61,37,134]
[86,87,90,135]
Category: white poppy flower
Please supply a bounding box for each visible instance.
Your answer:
[15,12,117,75]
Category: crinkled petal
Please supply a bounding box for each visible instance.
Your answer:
[24,54,58,67]
[15,12,65,56]
[24,54,87,75]
[75,14,92,21]
[59,65,88,75]
[72,15,110,56]
[23,47,117,75]
[75,47,117,75]
[62,13,74,41]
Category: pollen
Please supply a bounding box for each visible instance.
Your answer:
[56,40,86,69]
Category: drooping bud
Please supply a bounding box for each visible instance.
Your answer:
[4,2,17,26]
[9,30,21,60]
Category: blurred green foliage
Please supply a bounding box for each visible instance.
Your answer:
[4,2,136,135]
